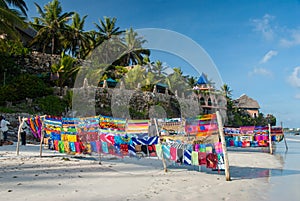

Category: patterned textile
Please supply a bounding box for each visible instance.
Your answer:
[162,145,170,159]
[77,116,100,143]
[27,116,43,139]
[44,116,62,143]
[191,151,199,165]
[170,147,177,161]
[131,136,159,145]
[99,115,126,135]
[126,119,149,135]
[183,150,192,165]
[155,144,163,159]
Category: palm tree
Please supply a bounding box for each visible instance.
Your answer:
[64,12,89,59]
[187,76,197,88]
[51,52,78,95]
[165,67,189,95]
[114,28,150,66]
[221,83,232,98]
[0,0,27,39]
[30,0,74,54]
[94,16,124,42]
[124,65,146,89]
[151,60,168,77]
[0,0,28,16]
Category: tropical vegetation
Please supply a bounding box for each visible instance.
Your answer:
[0,0,277,126]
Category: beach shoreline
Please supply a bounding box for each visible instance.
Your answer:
[0,143,283,201]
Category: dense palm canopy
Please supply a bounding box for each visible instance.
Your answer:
[64,12,90,59]
[114,28,150,66]
[94,17,124,41]
[0,0,27,39]
[0,0,27,16]
[30,0,74,54]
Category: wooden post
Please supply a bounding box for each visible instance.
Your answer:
[39,118,45,157]
[16,117,25,156]
[268,124,273,154]
[154,118,167,172]
[216,111,231,181]
[281,122,288,151]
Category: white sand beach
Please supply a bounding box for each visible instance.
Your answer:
[0,143,283,201]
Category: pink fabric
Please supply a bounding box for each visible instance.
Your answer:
[170,147,177,161]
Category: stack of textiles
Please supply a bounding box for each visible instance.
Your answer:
[77,116,100,154]
[185,114,218,137]
[126,119,149,136]
[77,116,100,143]
[99,115,126,135]
[60,117,81,153]
[27,116,43,139]
[270,127,284,142]
[157,138,224,171]
[44,116,62,149]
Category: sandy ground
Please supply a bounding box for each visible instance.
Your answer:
[0,144,282,201]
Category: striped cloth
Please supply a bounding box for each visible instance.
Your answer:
[183,150,192,165]
[131,136,158,145]
[126,119,149,135]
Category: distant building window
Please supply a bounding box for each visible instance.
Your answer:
[208,98,212,106]
[200,97,205,105]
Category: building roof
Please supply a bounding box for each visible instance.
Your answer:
[197,73,208,85]
[234,94,260,109]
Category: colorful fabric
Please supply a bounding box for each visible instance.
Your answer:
[183,150,192,165]
[191,151,199,165]
[54,140,59,151]
[214,142,223,154]
[27,116,42,139]
[100,134,115,144]
[69,142,76,152]
[194,144,199,152]
[170,147,177,161]
[206,153,218,169]
[58,141,65,153]
[120,144,129,156]
[90,141,97,152]
[155,144,163,159]
[101,141,109,153]
[128,144,136,156]
[177,149,183,163]
[162,145,170,159]
[64,141,70,153]
[198,152,207,165]
[131,136,159,145]
[126,119,149,135]
[205,144,213,153]
[199,144,206,152]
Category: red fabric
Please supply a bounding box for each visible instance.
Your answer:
[206,153,218,169]
[198,152,207,165]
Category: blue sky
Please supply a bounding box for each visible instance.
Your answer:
[25,0,300,128]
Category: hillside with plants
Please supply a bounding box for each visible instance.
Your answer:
[0,0,276,126]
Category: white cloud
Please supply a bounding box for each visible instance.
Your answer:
[294,93,300,99]
[260,50,278,63]
[251,14,275,41]
[249,67,272,76]
[280,29,300,47]
[288,66,300,87]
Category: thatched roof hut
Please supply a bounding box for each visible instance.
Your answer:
[234,94,260,109]
[234,94,260,118]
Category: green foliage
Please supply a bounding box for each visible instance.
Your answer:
[0,74,53,105]
[129,107,147,119]
[0,106,15,113]
[0,39,30,84]
[35,95,67,116]
[0,39,30,56]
